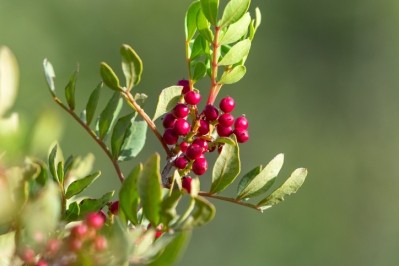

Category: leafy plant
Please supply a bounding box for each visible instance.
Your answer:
[0,0,307,265]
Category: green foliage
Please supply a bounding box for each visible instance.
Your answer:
[153,85,182,121]
[120,44,143,90]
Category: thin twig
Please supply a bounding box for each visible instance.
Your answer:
[198,191,262,212]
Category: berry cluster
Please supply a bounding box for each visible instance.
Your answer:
[162,80,250,192]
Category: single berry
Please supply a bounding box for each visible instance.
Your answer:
[184,90,201,105]
[162,113,176,128]
[36,259,48,266]
[179,141,189,152]
[216,125,233,137]
[109,201,119,215]
[69,238,83,252]
[21,248,35,263]
[86,212,105,229]
[218,113,235,127]
[234,115,248,130]
[186,144,203,160]
[192,138,208,152]
[173,103,189,118]
[203,104,219,121]
[163,128,179,145]
[46,239,61,254]
[197,119,210,135]
[71,224,88,238]
[234,129,250,143]
[177,79,190,94]
[173,118,191,136]
[182,176,192,193]
[192,157,208,175]
[94,235,108,251]
[219,96,235,113]
[155,230,163,239]
[174,156,189,169]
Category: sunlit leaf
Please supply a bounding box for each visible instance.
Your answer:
[120,44,143,90]
[237,153,284,199]
[119,164,142,225]
[200,0,219,25]
[111,113,136,159]
[0,46,19,116]
[257,168,307,211]
[219,0,250,27]
[118,120,147,161]
[219,12,251,45]
[185,1,201,40]
[138,153,162,226]
[219,39,251,66]
[98,92,123,140]
[237,165,262,197]
[0,231,15,263]
[64,68,78,110]
[65,171,101,199]
[197,9,214,42]
[219,65,246,84]
[43,58,55,96]
[152,86,182,121]
[85,82,102,126]
[192,196,215,226]
[100,62,121,91]
[210,135,240,194]
[160,189,182,226]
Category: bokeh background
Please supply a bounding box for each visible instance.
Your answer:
[1,0,399,265]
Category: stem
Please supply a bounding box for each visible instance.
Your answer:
[121,90,174,158]
[206,26,223,105]
[52,97,125,183]
[198,191,262,212]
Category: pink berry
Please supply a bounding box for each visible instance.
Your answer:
[36,259,48,266]
[186,144,203,160]
[219,96,235,113]
[180,141,189,152]
[216,125,233,137]
[182,176,192,193]
[173,118,191,136]
[94,235,107,251]
[174,156,189,169]
[21,248,35,263]
[69,238,83,251]
[173,103,189,118]
[163,128,179,145]
[184,90,201,105]
[203,104,219,121]
[46,239,61,254]
[71,224,88,238]
[109,201,119,215]
[197,119,210,135]
[86,212,105,229]
[234,129,249,143]
[162,113,176,128]
[192,157,208,175]
[192,138,208,152]
[218,113,235,127]
[234,115,248,130]
[177,79,190,94]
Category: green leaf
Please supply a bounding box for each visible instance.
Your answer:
[214,136,236,146]
[138,153,162,226]
[120,44,143,90]
[98,92,123,140]
[152,85,182,121]
[111,113,136,159]
[78,191,114,218]
[43,59,56,96]
[192,61,207,82]
[85,82,102,126]
[200,0,219,25]
[190,35,208,60]
[237,165,262,196]
[0,231,16,263]
[48,144,58,183]
[237,153,284,199]
[64,68,78,110]
[185,1,201,40]
[118,120,147,161]
[255,7,261,31]
[100,62,121,91]
[56,161,64,185]
[219,39,251,66]
[210,135,240,194]
[160,189,182,226]
[219,0,251,27]
[197,9,214,42]
[257,168,308,211]
[219,65,246,84]
[219,12,251,45]
[65,171,101,199]
[65,201,80,221]
[192,196,215,226]
[0,46,19,117]
[119,164,142,225]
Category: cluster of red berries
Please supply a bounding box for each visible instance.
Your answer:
[161,79,250,193]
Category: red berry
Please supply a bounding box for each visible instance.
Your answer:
[192,157,208,175]
[203,104,219,121]
[36,259,48,266]
[71,224,88,238]
[192,138,208,152]
[86,212,105,229]
[177,79,190,94]
[197,119,210,135]
[155,230,163,239]
[182,176,192,193]
[219,96,235,113]
[69,238,83,251]
[234,115,248,130]
[109,201,119,215]
[174,156,189,169]
[163,128,179,145]
[179,141,189,152]
[186,144,203,160]
[218,113,235,127]
[46,239,61,254]
[94,235,108,251]
[173,103,189,118]
[234,129,249,143]
[162,113,176,128]
[216,125,233,137]
[173,118,191,136]
[184,90,201,105]
[21,248,35,263]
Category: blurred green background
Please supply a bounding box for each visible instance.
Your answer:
[2,0,399,265]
